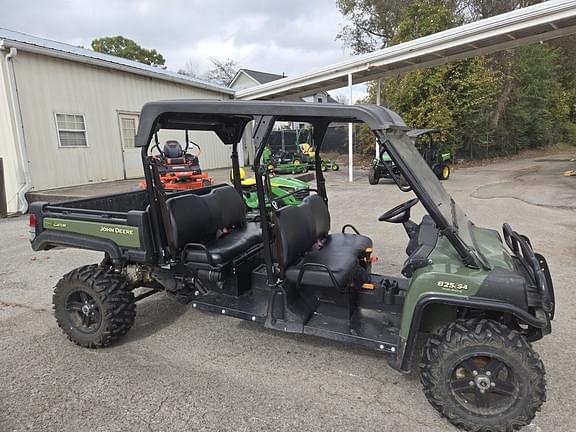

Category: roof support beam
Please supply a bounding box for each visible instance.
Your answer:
[376,79,381,158]
[348,73,353,182]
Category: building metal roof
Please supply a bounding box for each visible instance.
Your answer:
[236,0,576,100]
[0,28,234,95]
[240,69,285,84]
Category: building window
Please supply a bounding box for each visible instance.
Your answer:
[55,113,87,147]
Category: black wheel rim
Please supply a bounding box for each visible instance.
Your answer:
[65,290,102,334]
[450,354,519,415]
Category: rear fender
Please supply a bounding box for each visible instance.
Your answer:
[32,231,123,263]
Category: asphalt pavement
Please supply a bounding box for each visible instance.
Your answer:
[1,151,575,432]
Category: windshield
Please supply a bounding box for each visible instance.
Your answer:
[378,130,482,266]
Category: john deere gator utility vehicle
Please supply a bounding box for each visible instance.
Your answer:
[369,128,450,184]
[30,101,554,432]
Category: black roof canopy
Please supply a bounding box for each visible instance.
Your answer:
[135,100,407,147]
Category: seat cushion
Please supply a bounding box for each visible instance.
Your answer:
[184,222,262,265]
[319,233,373,257]
[285,248,358,288]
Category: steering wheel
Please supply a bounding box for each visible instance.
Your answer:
[378,198,419,223]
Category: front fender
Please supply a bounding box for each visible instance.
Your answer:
[395,294,548,373]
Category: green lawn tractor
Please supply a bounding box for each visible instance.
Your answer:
[298,143,339,172]
[263,146,308,175]
[369,128,450,185]
[231,167,310,210]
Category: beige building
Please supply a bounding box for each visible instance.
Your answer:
[0,29,234,214]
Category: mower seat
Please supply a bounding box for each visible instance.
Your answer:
[306,195,373,257]
[164,140,185,158]
[165,186,262,267]
[275,199,358,289]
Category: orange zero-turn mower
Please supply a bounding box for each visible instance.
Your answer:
[139,132,213,191]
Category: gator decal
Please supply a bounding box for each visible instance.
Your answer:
[43,218,140,249]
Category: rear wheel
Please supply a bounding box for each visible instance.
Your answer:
[53,265,136,348]
[420,319,546,432]
[439,164,451,180]
[331,162,339,171]
[368,167,379,185]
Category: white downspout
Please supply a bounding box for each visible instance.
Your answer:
[2,44,32,213]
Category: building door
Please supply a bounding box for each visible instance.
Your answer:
[118,113,142,179]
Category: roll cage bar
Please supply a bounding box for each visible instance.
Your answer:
[136,100,480,281]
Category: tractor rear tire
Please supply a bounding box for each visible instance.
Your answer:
[368,167,379,185]
[420,318,546,432]
[53,265,136,348]
[438,164,451,181]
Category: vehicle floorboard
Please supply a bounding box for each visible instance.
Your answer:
[192,288,270,324]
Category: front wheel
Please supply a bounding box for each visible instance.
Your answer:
[368,167,379,185]
[420,319,546,432]
[53,265,136,348]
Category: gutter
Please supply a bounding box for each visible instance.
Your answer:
[1,41,32,213]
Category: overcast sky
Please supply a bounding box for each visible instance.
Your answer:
[0,0,368,98]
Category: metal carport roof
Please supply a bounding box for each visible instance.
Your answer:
[236,0,576,101]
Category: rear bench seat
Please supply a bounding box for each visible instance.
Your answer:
[165,186,262,267]
[275,195,372,289]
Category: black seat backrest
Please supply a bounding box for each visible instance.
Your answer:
[164,140,184,158]
[306,195,330,239]
[275,203,316,271]
[274,195,331,271]
[166,193,217,251]
[204,186,246,229]
[165,186,246,251]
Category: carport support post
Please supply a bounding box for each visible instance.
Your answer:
[376,79,381,158]
[348,73,353,182]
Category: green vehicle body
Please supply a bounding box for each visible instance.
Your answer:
[242,175,309,209]
[400,226,513,339]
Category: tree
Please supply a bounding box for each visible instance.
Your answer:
[353,1,502,157]
[91,36,166,67]
[177,59,200,78]
[204,58,239,86]
[336,0,410,53]
[338,0,576,158]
